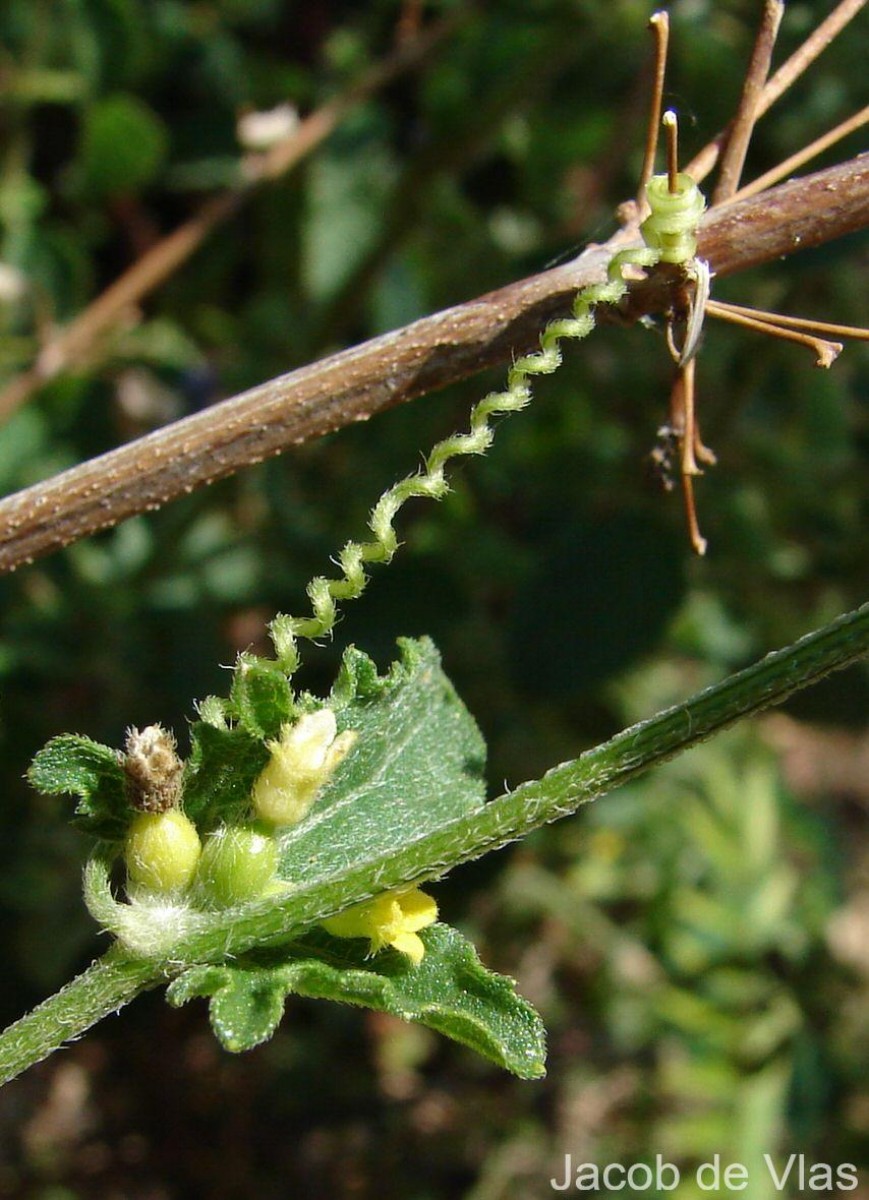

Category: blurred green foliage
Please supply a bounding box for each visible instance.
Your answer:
[0,0,866,1195]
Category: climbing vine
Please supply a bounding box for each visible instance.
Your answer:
[1,5,866,1109]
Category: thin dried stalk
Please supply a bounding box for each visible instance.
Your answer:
[0,154,866,576]
[687,0,866,184]
[729,104,869,203]
[637,12,670,203]
[706,299,842,366]
[706,300,869,342]
[761,0,866,115]
[672,360,707,555]
[713,0,784,203]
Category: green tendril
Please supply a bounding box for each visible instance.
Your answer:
[270,172,706,677]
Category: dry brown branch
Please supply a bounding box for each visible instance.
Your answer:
[686,0,867,184]
[0,153,865,576]
[0,16,459,424]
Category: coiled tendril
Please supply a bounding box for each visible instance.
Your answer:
[270,172,706,676]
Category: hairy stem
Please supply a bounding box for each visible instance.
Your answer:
[2,602,864,1086]
[0,945,158,1088]
[196,604,869,960]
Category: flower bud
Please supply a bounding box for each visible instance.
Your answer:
[125,809,202,895]
[194,825,280,909]
[251,709,356,827]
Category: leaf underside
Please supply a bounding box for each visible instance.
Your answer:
[167,923,547,1078]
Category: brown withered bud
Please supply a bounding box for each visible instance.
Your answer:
[123,724,183,813]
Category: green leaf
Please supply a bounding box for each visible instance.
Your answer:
[180,637,484,850]
[169,960,287,1051]
[302,127,397,302]
[28,734,127,840]
[277,637,486,886]
[329,642,393,704]
[167,923,546,1078]
[79,93,168,195]
[228,653,294,739]
[181,723,269,833]
[166,637,506,1075]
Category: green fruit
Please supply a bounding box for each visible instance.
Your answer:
[125,809,202,894]
[194,826,279,908]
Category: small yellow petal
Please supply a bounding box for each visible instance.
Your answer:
[390,930,426,965]
[396,888,438,933]
[322,894,397,945]
[320,887,437,963]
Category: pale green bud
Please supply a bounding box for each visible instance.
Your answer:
[194,825,279,908]
[125,809,202,895]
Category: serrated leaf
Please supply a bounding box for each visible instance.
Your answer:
[329,643,392,704]
[180,637,483,847]
[229,654,294,739]
[28,734,128,840]
[181,723,269,832]
[167,923,546,1077]
[167,962,288,1052]
[277,638,486,885]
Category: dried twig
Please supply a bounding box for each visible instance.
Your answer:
[0,15,459,424]
[670,359,708,555]
[706,299,842,367]
[0,154,865,576]
[761,0,867,117]
[637,12,670,204]
[687,0,867,184]
[728,104,869,203]
[713,0,784,203]
[705,301,869,343]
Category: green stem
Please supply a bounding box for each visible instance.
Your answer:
[0,944,160,1087]
[199,602,869,956]
[1,602,865,1085]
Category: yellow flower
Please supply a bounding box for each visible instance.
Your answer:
[321,887,438,966]
[251,709,357,827]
